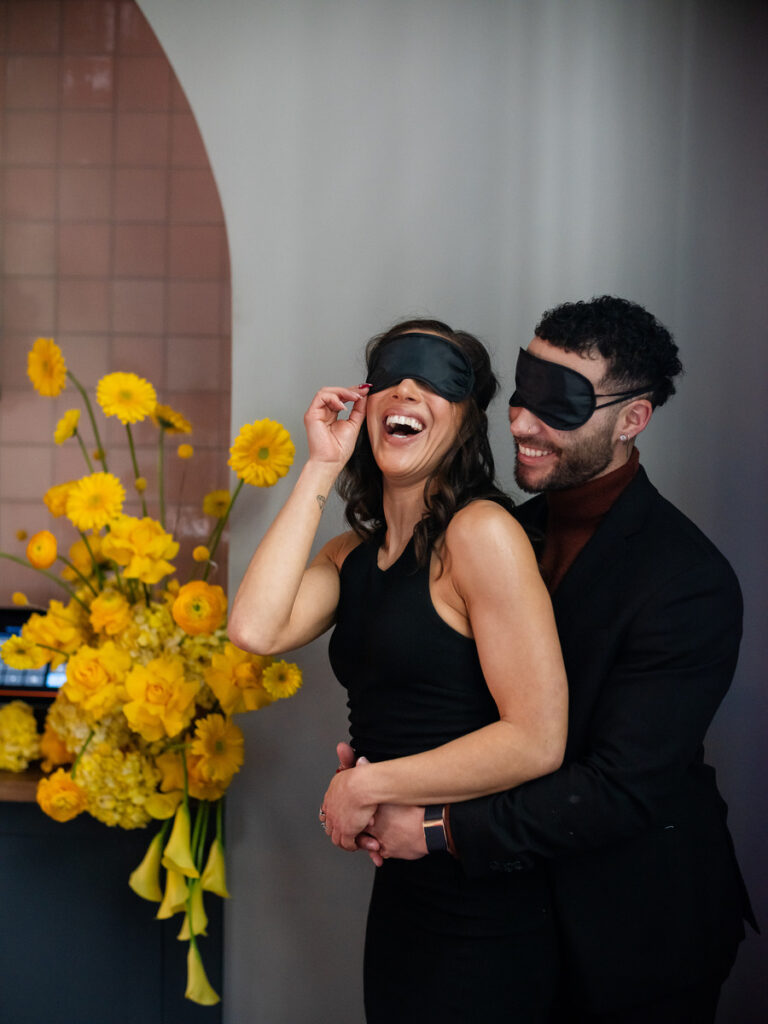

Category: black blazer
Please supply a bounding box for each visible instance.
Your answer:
[450,467,753,1012]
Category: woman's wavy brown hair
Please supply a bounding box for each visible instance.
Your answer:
[336,318,514,566]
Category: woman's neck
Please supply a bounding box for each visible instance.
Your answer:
[380,479,427,563]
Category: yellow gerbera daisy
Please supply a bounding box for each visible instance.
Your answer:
[65,472,125,531]
[1,634,48,670]
[261,660,303,700]
[27,337,67,397]
[228,419,295,487]
[97,371,157,424]
[190,714,245,783]
[26,529,58,569]
[152,403,192,434]
[54,408,81,444]
[202,489,230,518]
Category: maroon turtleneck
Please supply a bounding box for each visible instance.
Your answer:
[540,447,640,593]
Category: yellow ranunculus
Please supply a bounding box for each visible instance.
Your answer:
[43,480,76,517]
[100,514,179,584]
[162,802,199,879]
[27,337,67,397]
[129,831,165,902]
[63,641,131,720]
[39,724,73,772]
[228,418,295,487]
[26,529,58,569]
[54,408,80,444]
[156,867,189,920]
[97,371,157,424]
[171,581,227,636]
[89,589,132,636]
[65,472,125,531]
[185,940,220,1005]
[36,769,88,822]
[123,654,199,741]
[201,836,230,899]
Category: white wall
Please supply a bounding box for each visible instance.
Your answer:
[139,2,767,1021]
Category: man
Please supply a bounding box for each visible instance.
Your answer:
[338,296,754,1022]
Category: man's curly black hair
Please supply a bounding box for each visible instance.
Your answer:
[535,295,683,408]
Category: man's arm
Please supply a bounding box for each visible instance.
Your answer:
[450,556,743,875]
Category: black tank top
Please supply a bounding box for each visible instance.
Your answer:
[328,537,498,762]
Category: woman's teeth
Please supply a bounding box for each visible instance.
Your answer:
[386,415,424,435]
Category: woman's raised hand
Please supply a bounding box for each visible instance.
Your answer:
[304,385,369,467]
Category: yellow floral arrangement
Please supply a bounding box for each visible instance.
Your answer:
[0,337,301,1007]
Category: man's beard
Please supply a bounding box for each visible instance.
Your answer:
[514,427,616,493]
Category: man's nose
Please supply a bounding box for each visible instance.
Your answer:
[509,405,541,435]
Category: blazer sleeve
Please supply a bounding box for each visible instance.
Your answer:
[449,553,744,877]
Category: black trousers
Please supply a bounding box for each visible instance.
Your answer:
[552,980,722,1024]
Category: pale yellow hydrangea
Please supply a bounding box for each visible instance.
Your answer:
[75,744,161,829]
[0,701,41,772]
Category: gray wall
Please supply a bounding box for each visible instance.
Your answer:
[139,2,767,1021]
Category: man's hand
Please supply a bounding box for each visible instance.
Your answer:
[358,804,428,867]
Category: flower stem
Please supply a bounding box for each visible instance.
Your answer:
[125,423,148,517]
[203,479,243,581]
[0,553,89,610]
[71,728,95,779]
[57,555,98,597]
[67,370,108,471]
[75,430,94,473]
[158,426,167,529]
[79,531,104,589]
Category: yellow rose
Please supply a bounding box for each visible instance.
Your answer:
[63,641,132,720]
[123,654,199,741]
[89,589,132,636]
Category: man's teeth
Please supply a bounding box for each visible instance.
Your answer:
[518,445,551,457]
[386,415,423,433]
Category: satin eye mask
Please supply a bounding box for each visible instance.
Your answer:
[509,348,654,431]
[367,333,475,403]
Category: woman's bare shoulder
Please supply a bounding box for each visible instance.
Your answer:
[313,530,363,571]
[445,500,533,564]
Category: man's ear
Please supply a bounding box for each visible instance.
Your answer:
[618,398,653,441]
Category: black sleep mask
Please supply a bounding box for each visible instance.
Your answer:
[367,333,475,402]
[509,348,654,431]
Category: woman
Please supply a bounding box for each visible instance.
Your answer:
[228,319,567,1022]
